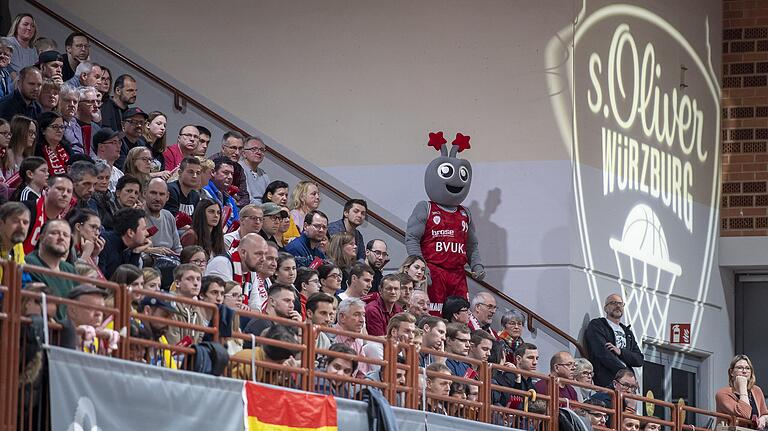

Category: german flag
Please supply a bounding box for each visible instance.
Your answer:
[244,382,338,431]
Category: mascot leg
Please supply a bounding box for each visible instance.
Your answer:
[446,270,469,300]
[426,263,446,316]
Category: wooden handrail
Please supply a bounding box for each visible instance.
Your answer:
[23,0,586,358]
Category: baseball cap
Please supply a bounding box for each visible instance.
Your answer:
[138,296,179,314]
[36,50,63,65]
[123,107,149,120]
[68,284,109,299]
[261,202,288,217]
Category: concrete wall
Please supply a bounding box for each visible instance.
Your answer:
[12,0,730,410]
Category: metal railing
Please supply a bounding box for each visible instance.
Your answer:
[0,262,753,431]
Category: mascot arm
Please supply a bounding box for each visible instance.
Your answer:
[405,201,430,257]
[465,207,485,279]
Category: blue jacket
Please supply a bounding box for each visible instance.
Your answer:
[202,180,240,228]
[284,232,326,268]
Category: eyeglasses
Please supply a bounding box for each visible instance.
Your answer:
[48,125,65,131]
[556,362,577,369]
[607,301,625,307]
[326,273,342,280]
[478,303,497,311]
[242,215,263,222]
[580,370,594,377]
[244,147,266,153]
[615,381,639,392]
[370,250,390,259]
[310,223,328,231]
[734,366,752,371]
[180,133,199,140]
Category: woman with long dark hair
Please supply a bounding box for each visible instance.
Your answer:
[180,199,226,255]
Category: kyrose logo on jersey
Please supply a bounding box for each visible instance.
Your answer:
[546,4,720,346]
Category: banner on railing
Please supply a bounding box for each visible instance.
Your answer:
[244,382,337,431]
[48,346,245,431]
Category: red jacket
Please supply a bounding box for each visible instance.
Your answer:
[364,295,402,336]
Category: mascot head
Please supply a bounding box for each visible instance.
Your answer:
[424,131,472,207]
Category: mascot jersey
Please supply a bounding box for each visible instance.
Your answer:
[420,202,469,269]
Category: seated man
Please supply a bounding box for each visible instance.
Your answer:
[25,219,77,319]
[417,315,447,367]
[306,292,336,350]
[534,351,579,402]
[338,262,374,301]
[284,210,328,268]
[202,157,239,228]
[331,297,367,375]
[362,311,416,373]
[144,178,182,257]
[136,295,181,369]
[242,283,302,342]
[492,342,539,408]
[224,204,262,251]
[166,263,204,345]
[364,273,402,336]
[232,324,302,386]
[315,343,357,397]
[66,284,118,354]
[468,291,498,337]
[364,239,389,292]
[424,362,453,414]
[165,156,201,217]
[98,207,151,279]
[409,289,430,318]
[259,202,286,249]
[68,160,98,209]
[327,199,367,260]
[444,322,472,377]
[23,174,74,253]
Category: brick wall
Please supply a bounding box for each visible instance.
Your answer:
[722,0,768,236]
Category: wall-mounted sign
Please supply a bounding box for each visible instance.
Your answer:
[670,323,691,344]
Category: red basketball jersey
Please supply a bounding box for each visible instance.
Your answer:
[420,202,469,269]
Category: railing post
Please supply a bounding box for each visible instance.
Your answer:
[479,361,491,423]
[304,322,314,392]
[407,344,419,409]
[674,403,682,431]
[551,376,560,431]
[383,338,395,405]
[615,391,623,431]
[4,262,22,431]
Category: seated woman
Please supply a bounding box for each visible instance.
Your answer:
[498,309,526,364]
[7,116,37,188]
[67,208,105,269]
[326,231,358,291]
[180,245,208,274]
[399,255,428,291]
[34,111,73,176]
[288,180,320,233]
[180,199,227,256]
[123,146,153,191]
[716,354,768,428]
[93,175,142,230]
[317,261,342,300]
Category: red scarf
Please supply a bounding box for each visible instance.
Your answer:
[43,143,69,175]
[23,192,75,253]
[232,250,267,312]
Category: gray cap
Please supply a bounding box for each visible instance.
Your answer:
[68,284,109,299]
[261,202,288,217]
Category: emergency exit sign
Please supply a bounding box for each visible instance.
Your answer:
[670,323,691,344]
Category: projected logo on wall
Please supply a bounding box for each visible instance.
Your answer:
[546,4,720,346]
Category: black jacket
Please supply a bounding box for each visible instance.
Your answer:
[0,90,42,121]
[98,230,141,280]
[585,317,644,387]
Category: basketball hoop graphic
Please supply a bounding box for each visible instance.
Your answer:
[609,204,682,338]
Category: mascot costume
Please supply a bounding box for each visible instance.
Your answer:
[405,131,484,315]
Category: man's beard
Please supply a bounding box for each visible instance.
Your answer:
[42,242,68,258]
[11,231,26,244]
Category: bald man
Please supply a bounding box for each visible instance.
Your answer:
[584,294,644,387]
[205,233,269,311]
[533,351,578,401]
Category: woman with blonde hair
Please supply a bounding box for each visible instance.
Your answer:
[399,255,429,291]
[5,13,38,74]
[716,354,768,427]
[123,146,153,190]
[142,111,174,180]
[288,180,320,232]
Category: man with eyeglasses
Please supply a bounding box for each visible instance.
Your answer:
[444,322,472,376]
[239,136,271,205]
[258,202,286,249]
[364,239,389,292]
[328,198,368,261]
[163,125,200,172]
[61,32,90,82]
[224,204,263,251]
[65,86,100,155]
[116,107,148,170]
[592,368,640,413]
[208,131,250,207]
[284,209,328,268]
[533,351,579,401]
[585,293,644,387]
[468,291,498,338]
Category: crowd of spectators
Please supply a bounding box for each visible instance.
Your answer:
[3,12,764,431]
